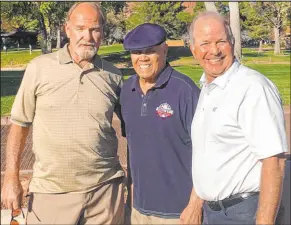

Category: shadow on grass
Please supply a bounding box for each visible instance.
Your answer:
[102,51,131,66]
[243,52,265,57]
[167,46,192,62]
[1,71,24,97]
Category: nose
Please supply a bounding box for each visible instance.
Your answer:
[83,29,93,41]
[139,53,149,61]
[210,43,220,55]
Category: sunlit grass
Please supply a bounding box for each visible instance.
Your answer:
[1,44,290,115]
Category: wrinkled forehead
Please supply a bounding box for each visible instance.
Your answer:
[194,18,227,38]
[68,4,102,25]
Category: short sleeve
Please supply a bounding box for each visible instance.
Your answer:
[10,61,37,127]
[238,80,288,159]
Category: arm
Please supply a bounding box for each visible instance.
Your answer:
[238,81,288,224]
[256,154,285,225]
[1,124,29,209]
[180,188,204,225]
[1,61,37,210]
[125,145,134,209]
[180,82,202,224]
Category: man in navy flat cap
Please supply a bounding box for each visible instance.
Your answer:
[120,23,202,224]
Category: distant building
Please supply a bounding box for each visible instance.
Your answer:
[1,30,38,48]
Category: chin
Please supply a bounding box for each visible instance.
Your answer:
[79,50,97,60]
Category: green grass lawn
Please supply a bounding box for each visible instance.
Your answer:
[1,44,290,116]
[0,44,125,68]
[1,96,15,116]
[172,64,290,105]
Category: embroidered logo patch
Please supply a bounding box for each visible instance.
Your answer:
[156,103,174,118]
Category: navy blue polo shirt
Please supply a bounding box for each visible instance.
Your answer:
[120,65,200,218]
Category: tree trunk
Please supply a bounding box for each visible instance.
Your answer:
[38,14,48,54]
[36,3,48,54]
[204,2,218,13]
[46,22,52,53]
[46,31,52,53]
[258,40,263,52]
[274,26,281,55]
[56,24,61,49]
[229,2,242,62]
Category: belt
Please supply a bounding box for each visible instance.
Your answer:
[207,192,259,211]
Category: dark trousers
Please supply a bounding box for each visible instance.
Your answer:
[202,195,259,225]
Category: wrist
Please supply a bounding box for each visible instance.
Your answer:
[188,197,204,208]
[4,171,20,179]
[256,217,275,225]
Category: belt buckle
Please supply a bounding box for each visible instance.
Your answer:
[207,201,222,211]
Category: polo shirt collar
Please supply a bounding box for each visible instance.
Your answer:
[58,43,72,64]
[58,43,103,70]
[199,59,240,89]
[130,63,172,91]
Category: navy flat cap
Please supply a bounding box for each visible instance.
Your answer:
[123,23,167,51]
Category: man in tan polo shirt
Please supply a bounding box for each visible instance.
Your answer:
[1,2,124,224]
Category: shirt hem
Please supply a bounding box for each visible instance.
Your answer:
[133,205,180,219]
[28,171,124,194]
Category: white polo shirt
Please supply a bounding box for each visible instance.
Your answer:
[191,61,288,201]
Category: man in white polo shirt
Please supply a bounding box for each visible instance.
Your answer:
[189,12,288,224]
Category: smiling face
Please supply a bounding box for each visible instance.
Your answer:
[191,17,234,83]
[130,43,168,83]
[65,3,103,62]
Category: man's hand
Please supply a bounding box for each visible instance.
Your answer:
[1,124,29,210]
[1,175,23,209]
[180,203,202,225]
[180,188,204,224]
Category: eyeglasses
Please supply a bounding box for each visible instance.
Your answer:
[10,208,25,225]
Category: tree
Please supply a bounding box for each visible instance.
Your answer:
[204,2,218,13]
[0,2,38,32]
[104,10,126,45]
[101,2,126,45]
[240,2,271,52]
[126,2,190,39]
[229,2,242,61]
[1,2,74,53]
[252,2,290,54]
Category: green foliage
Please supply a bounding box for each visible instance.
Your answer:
[192,2,205,16]
[103,10,126,44]
[240,2,270,41]
[101,2,125,14]
[176,12,192,24]
[0,2,39,31]
[126,2,189,39]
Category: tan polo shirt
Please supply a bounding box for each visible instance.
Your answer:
[10,44,124,193]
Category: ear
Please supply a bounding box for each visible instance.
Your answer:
[190,44,196,58]
[65,22,71,39]
[164,43,168,55]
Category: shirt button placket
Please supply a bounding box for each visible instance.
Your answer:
[141,95,148,116]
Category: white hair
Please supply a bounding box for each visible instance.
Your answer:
[188,11,235,48]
